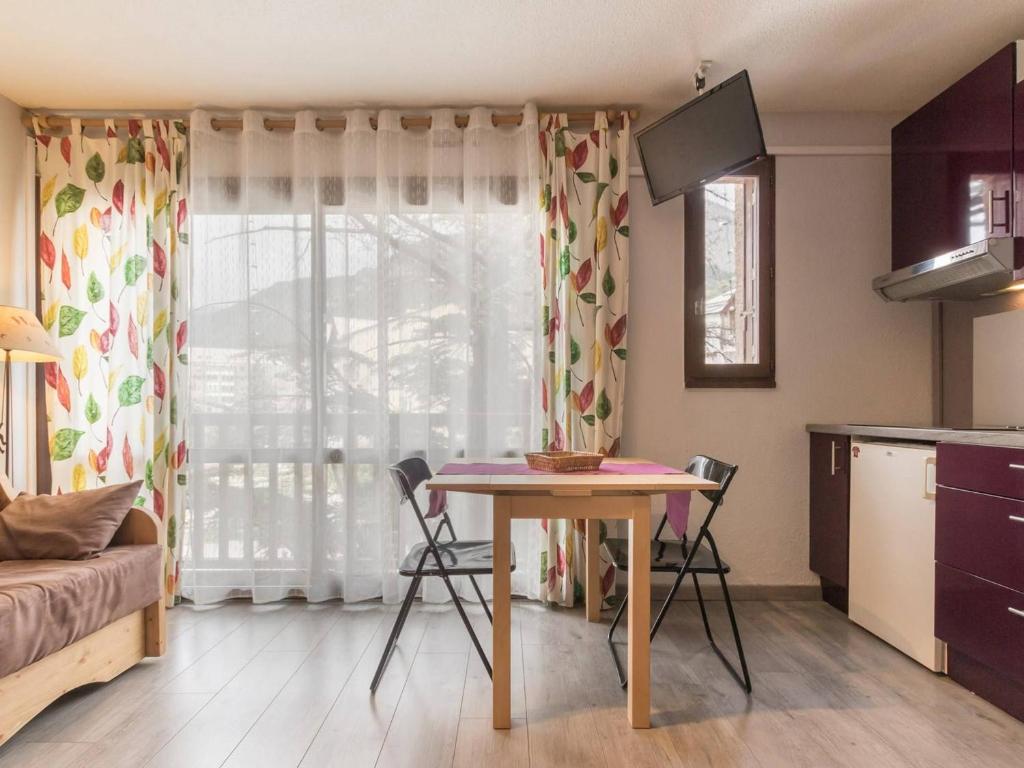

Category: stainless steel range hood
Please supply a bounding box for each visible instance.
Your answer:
[873,238,1017,301]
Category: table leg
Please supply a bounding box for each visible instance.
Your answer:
[491,495,512,730]
[585,518,602,622]
[627,494,651,728]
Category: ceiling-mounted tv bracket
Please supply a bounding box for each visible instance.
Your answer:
[694,61,712,95]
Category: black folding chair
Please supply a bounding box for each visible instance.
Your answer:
[605,455,751,693]
[370,457,516,693]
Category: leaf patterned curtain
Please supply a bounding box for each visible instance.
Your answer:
[34,118,189,602]
[538,113,630,606]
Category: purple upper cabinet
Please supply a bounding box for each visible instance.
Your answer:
[1016,46,1024,255]
[892,43,1017,271]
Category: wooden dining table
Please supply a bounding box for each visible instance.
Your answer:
[426,457,719,729]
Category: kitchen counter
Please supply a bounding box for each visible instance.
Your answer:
[806,424,1024,448]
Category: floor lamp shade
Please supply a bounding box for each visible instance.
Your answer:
[0,305,62,480]
[0,305,62,362]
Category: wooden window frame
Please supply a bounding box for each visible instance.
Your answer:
[684,155,775,388]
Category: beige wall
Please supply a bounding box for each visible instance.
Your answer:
[0,102,941,581]
[623,114,933,587]
[0,92,35,490]
[0,94,28,298]
[940,292,1024,427]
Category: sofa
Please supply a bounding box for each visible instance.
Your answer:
[0,470,166,746]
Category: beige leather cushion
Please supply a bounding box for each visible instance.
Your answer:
[0,480,142,560]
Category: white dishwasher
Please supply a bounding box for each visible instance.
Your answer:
[848,440,945,672]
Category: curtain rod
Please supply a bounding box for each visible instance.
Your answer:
[23,109,638,133]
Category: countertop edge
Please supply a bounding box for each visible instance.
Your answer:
[805,424,1024,448]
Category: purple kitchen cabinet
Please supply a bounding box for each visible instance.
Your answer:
[935,563,1024,684]
[936,440,1024,722]
[936,487,1024,593]
[1017,55,1024,245]
[809,432,850,612]
[892,44,1016,271]
[936,442,1024,500]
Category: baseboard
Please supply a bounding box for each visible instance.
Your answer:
[818,577,848,614]
[646,582,821,602]
[181,584,823,605]
[947,647,1024,723]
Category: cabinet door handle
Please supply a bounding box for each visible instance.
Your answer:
[990,189,1012,233]
[1010,607,1024,620]
[1010,515,1024,524]
[830,440,838,476]
[1009,464,1024,471]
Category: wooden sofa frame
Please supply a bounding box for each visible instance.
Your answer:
[0,470,167,747]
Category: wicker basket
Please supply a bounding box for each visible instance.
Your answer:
[524,451,604,473]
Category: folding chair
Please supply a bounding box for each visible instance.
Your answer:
[605,455,751,693]
[370,457,516,692]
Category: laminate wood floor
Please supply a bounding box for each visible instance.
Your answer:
[2,598,1021,767]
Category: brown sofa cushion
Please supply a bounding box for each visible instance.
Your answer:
[0,544,162,678]
[0,480,143,560]
[0,472,13,511]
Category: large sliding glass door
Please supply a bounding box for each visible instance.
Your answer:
[185,203,539,604]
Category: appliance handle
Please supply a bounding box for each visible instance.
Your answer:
[1009,463,1024,471]
[1010,515,1024,524]
[1010,607,1024,620]
[924,455,937,500]
[830,440,839,476]
[990,189,1012,233]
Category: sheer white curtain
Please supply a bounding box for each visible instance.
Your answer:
[183,107,542,604]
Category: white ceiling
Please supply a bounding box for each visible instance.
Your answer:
[1,0,1022,118]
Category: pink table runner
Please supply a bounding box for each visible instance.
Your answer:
[429,461,692,537]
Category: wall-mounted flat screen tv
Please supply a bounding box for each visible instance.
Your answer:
[636,70,766,205]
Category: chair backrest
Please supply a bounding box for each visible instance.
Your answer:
[387,456,456,543]
[387,456,432,503]
[685,455,738,505]
[655,454,738,542]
